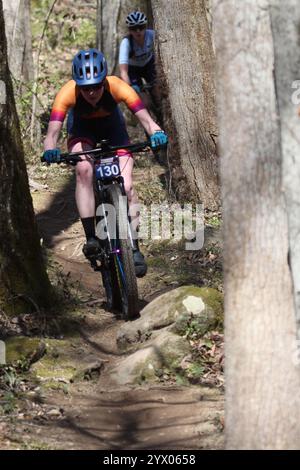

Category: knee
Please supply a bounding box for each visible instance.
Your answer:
[76,161,93,184]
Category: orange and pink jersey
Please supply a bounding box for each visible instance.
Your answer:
[50,76,145,122]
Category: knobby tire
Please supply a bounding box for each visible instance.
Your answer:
[107,184,139,320]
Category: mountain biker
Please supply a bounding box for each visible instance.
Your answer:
[119,11,160,118]
[43,48,167,278]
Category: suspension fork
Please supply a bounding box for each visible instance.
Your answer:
[117,177,136,251]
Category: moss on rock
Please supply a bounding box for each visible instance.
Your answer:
[30,338,79,384]
[172,287,223,337]
[117,286,224,352]
[112,331,190,385]
[5,337,46,365]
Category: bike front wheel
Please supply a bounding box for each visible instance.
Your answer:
[107,184,139,320]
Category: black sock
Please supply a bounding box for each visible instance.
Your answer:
[81,217,95,240]
[131,225,140,251]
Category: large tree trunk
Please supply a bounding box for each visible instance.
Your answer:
[96,0,153,75]
[151,0,219,210]
[2,0,34,82]
[270,0,300,332]
[0,0,52,315]
[213,0,300,449]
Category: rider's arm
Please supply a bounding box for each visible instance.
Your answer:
[44,81,76,150]
[119,38,131,85]
[119,63,131,85]
[107,76,145,113]
[107,77,160,134]
[44,120,63,150]
[135,108,161,136]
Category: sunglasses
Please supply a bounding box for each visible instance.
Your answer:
[128,25,146,32]
[80,82,105,92]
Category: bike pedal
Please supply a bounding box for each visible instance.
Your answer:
[87,256,98,267]
[92,264,102,272]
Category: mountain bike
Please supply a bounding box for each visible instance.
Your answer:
[42,140,150,320]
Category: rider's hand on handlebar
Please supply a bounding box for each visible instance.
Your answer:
[42,148,61,164]
[150,131,168,149]
[131,84,141,94]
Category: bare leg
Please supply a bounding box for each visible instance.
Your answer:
[69,141,100,257]
[70,141,94,218]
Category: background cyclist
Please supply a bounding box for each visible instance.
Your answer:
[119,11,161,121]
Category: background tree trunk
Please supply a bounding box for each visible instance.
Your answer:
[96,0,121,75]
[96,0,153,75]
[151,0,219,210]
[270,0,300,333]
[0,0,52,315]
[213,0,300,449]
[2,0,34,82]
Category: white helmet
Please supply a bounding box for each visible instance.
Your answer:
[126,11,147,27]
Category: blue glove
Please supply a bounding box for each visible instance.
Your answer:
[132,83,141,94]
[42,148,61,164]
[150,131,168,149]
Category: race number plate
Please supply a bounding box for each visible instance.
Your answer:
[96,158,121,181]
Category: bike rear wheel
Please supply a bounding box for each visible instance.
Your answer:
[107,184,139,320]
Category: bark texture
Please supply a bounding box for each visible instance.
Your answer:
[213,0,300,449]
[270,0,300,333]
[152,0,219,209]
[2,0,34,81]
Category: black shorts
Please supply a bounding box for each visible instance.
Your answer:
[128,57,156,88]
[67,106,130,150]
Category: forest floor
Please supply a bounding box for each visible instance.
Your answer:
[0,125,224,450]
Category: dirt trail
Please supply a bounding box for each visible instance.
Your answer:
[21,386,223,450]
[11,161,224,450]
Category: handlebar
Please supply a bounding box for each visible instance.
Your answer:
[41,140,151,164]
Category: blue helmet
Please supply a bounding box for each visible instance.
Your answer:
[72,49,107,86]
